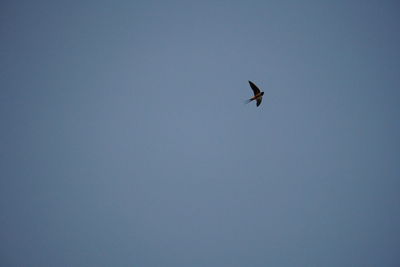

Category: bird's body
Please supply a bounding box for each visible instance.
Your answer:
[246,81,264,107]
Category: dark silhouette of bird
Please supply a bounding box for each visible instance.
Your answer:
[246,81,264,107]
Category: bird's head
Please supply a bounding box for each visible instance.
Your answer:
[260,92,264,96]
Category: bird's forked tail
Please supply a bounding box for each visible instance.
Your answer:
[244,98,253,104]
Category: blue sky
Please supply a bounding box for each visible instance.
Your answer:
[1,1,400,266]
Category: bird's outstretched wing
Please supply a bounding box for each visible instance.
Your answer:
[256,97,262,107]
[248,81,261,96]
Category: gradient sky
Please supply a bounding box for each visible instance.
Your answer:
[1,1,400,266]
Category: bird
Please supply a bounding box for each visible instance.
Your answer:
[246,80,264,107]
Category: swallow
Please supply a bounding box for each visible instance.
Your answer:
[246,80,264,107]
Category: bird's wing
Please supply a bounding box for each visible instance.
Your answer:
[256,97,262,107]
[249,81,261,96]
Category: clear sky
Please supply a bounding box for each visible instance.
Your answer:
[1,0,400,266]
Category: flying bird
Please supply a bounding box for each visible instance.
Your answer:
[246,80,264,107]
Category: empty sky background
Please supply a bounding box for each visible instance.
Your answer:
[1,0,400,266]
